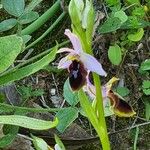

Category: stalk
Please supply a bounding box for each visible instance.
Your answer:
[93,74,110,149]
[25,12,66,50]
[81,32,111,150]
[21,0,61,35]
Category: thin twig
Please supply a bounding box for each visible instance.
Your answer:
[109,121,150,135]
[18,133,33,141]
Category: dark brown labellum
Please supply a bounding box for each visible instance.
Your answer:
[69,60,87,91]
[107,90,136,117]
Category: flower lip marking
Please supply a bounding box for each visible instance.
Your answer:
[69,60,87,91]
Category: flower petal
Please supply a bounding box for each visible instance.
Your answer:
[65,29,83,53]
[57,48,76,54]
[58,56,72,69]
[80,53,107,76]
[108,90,136,117]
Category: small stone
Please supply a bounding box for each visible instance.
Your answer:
[50,88,56,96]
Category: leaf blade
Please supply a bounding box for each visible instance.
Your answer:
[0,45,57,86]
[0,115,58,130]
[0,19,17,32]
[108,44,122,65]
[1,0,25,17]
[56,107,78,133]
[0,35,23,73]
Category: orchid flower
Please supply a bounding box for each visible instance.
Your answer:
[57,29,106,91]
[84,77,136,117]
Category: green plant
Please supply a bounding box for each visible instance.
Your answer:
[0,0,67,148]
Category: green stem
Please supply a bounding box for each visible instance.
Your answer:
[81,32,110,149]
[25,12,66,50]
[21,0,61,35]
[133,127,139,150]
[93,74,110,150]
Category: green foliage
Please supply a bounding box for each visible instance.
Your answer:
[113,10,128,24]
[25,0,43,12]
[54,134,66,150]
[108,44,122,65]
[56,107,78,133]
[18,11,39,24]
[78,89,99,129]
[105,0,120,6]
[63,79,79,106]
[121,16,150,29]
[0,19,17,32]
[99,0,149,34]
[18,85,44,100]
[0,35,23,73]
[2,0,25,17]
[99,17,121,33]
[128,28,144,42]
[0,1,66,149]
[32,135,50,150]
[115,87,130,97]
[140,59,150,71]
[0,115,58,130]
[144,99,150,120]
[0,45,57,86]
[0,126,19,148]
[21,35,32,44]
[132,7,145,17]
[142,80,150,95]
[127,0,140,5]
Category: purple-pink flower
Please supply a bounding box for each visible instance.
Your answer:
[57,29,106,91]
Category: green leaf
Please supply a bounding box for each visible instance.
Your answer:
[78,90,99,130]
[143,89,150,95]
[108,44,122,65]
[121,16,150,29]
[25,0,43,12]
[54,134,66,150]
[63,79,79,106]
[113,10,128,24]
[142,80,150,89]
[128,28,144,42]
[0,126,19,148]
[142,80,150,95]
[127,0,140,4]
[0,19,17,32]
[115,87,130,97]
[32,135,50,150]
[99,17,122,33]
[0,35,23,73]
[1,0,25,17]
[19,11,39,24]
[105,0,120,6]
[56,107,78,133]
[140,59,150,71]
[0,45,57,86]
[144,98,150,120]
[0,103,58,114]
[17,85,44,100]
[21,35,32,44]
[0,115,58,130]
[132,7,145,17]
